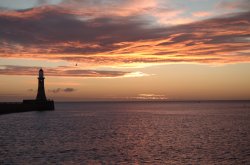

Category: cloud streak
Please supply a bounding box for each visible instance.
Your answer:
[134,93,168,100]
[0,65,135,77]
[48,87,76,93]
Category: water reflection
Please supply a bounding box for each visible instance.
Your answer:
[0,102,249,164]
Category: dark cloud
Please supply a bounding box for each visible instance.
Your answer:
[48,88,76,93]
[63,88,75,92]
[0,7,249,64]
[49,88,61,93]
[27,89,34,92]
[0,7,165,45]
[0,65,131,77]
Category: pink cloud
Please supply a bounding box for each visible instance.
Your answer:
[192,11,213,17]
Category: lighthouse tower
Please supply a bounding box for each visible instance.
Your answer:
[36,68,47,101]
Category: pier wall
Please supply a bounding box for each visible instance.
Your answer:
[0,100,54,115]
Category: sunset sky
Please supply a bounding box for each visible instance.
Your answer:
[0,0,250,101]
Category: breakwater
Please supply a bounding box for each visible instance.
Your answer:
[0,100,54,115]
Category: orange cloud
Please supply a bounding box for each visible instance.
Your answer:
[0,6,250,69]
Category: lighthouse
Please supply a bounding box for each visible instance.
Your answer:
[36,68,47,100]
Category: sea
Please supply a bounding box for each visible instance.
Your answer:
[0,101,249,164]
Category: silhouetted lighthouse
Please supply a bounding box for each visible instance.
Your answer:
[36,68,47,100]
[0,68,54,114]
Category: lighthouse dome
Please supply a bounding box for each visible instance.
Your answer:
[39,68,44,78]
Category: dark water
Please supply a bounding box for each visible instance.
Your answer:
[0,101,249,164]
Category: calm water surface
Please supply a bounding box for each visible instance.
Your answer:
[0,102,250,164]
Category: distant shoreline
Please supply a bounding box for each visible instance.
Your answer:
[53,100,250,103]
[1,100,249,104]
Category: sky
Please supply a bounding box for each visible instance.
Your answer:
[0,0,250,101]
